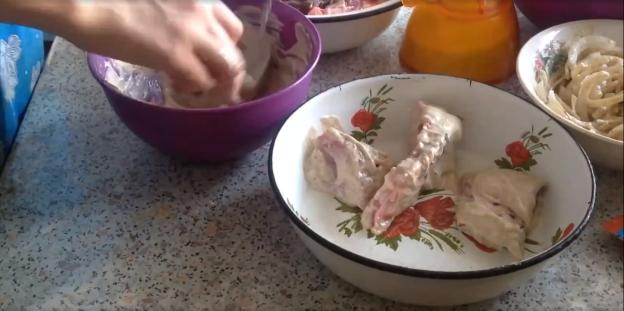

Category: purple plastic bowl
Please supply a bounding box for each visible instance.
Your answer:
[86,0,321,162]
[515,0,624,29]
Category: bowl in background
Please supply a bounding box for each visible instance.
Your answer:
[269,74,595,306]
[514,0,624,29]
[517,19,623,170]
[306,0,403,54]
[87,0,321,162]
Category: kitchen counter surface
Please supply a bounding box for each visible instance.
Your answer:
[1,8,622,311]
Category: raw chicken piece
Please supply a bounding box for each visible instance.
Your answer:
[455,196,526,258]
[282,0,384,15]
[304,116,392,208]
[460,168,546,226]
[361,101,462,234]
[409,104,460,193]
[455,168,546,259]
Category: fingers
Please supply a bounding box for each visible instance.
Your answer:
[164,48,216,94]
[211,2,244,42]
[194,32,245,80]
[166,1,246,99]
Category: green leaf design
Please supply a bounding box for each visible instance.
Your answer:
[521,131,531,139]
[371,102,384,114]
[339,226,353,237]
[420,230,443,250]
[428,229,463,253]
[350,130,366,142]
[542,133,552,138]
[420,236,434,250]
[551,227,562,245]
[529,135,540,143]
[495,158,513,169]
[367,132,378,137]
[406,230,422,241]
[525,238,540,245]
[336,200,360,214]
[529,143,550,152]
[538,126,549,135]
[377,84,388,95]
[372,116,385,130]
[367,230,375,239]
[369,97,382,105]
[351,215,363,233]
[546,52,567,76]
[381,86,394,95]
[361,96,370,107]
[337,213,363,237]
[375,234,401,251]
[519,158,538,171]
[420,188,445,196]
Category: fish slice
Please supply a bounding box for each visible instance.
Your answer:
[241,0,273,100]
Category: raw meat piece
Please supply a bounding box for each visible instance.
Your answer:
[455,196,526,258]
[304,116,392,208]
[361,101,462,234]
[408,103,460,193]
[282,0,384,15]
[460,168,545,226]
[455,168,546,259]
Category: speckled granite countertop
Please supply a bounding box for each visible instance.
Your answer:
[1,8,623,311]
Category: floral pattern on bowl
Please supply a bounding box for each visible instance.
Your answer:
[271,74,594,273]
[517,19,623,170]
[534,40,567,79]
[323,117,576,256]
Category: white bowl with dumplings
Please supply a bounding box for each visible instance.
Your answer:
[517,19,623,170]
[269,74,595,306]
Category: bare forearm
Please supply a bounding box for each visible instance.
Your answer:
[0,0,246,96]
[0,0,85,35]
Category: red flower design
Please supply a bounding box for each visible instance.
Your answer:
[561,223,574,240]
[351,109,375,133]
[505,141,532,166]
[414,196,455,230]
[384,208,420,238]
[535,56,544,71]
[463,232,497,253]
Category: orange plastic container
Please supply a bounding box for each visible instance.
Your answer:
[399,0,519,84]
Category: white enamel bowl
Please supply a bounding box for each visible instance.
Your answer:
[517,19,623,170]
[269,74,595,306]
[307,0,402,54]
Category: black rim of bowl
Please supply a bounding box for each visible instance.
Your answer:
[268,73,596,280]
[308,0,403,24]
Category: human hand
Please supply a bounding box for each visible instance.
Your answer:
[71,0,246,100]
